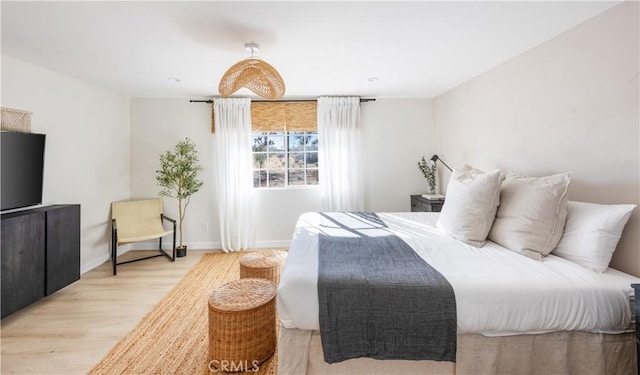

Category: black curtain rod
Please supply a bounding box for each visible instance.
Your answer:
[190,98,375,104]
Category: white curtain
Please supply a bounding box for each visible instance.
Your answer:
[318,96,364,211]
[213,98,254,251]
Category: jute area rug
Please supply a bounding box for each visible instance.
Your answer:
[89,251,278,375]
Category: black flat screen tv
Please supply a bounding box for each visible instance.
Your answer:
[1,131,46,211]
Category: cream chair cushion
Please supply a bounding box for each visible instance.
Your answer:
[111,198,173,244]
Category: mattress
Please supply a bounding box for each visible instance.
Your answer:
[277,212,639,336]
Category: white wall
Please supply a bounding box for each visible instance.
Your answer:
[130,98,217,248]
[1,56,131,273]
[433,2,639,276]
[362,99,435,211]
[129,97,435,248]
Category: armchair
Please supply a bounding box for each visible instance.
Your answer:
[111,198,176,275]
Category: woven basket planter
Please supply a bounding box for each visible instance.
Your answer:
[208,278,277,372]
[239,250,287,286]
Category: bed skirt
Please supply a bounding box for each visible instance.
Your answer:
[278,327,636,375]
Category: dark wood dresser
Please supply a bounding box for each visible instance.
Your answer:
[1,205,80,318]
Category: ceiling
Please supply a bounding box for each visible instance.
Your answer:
[1,1,620,99]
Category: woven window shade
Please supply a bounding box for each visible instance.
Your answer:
[210,101,317,133]
[210,103,215,133]
[251,102,285,132]
[284,102,317,132]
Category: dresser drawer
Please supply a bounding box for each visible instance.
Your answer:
[410,195,444,213]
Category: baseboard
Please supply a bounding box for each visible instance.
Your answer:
[81,244,132,274]
[254,240,290,248]
[129,240,290,250]
[81,255,109,274]
[129,241,222,250]
[81,240,291,274]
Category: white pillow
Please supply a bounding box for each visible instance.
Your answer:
[552,201,635,272]
[437,165,504,247]
[488,171,571,260]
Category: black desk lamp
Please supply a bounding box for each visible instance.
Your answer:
[430,154,452,172]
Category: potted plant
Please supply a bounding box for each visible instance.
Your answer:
[418,156,437,194]
[156,138,204,257]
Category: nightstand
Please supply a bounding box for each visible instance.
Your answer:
[633,284,640,374]
[410,195,444,213]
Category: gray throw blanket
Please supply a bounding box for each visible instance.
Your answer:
[317,212,456,364]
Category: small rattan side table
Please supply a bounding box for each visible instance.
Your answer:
[208,278,277,372]
[239,250,287,286]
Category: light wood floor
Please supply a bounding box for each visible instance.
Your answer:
[1,250,212,374]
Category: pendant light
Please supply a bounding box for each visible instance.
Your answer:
[218,43,285,100]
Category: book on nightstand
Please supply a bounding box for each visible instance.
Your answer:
[421,194,445,200]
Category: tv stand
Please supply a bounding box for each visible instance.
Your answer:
[1,204,80,318]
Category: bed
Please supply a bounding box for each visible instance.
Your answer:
[277,211,639,375]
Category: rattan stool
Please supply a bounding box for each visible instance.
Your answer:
[239,250,287,286]
[208,278,277,372]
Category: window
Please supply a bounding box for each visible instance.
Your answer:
[252,131,318,188]
[210,101,319,188]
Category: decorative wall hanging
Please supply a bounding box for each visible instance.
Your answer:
[1,107,32,132]
[218,43,285,100]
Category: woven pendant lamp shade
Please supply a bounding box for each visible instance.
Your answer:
[218,58,285,99]
[218,44,285,100]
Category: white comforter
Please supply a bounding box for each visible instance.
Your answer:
[277,212,639,336]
